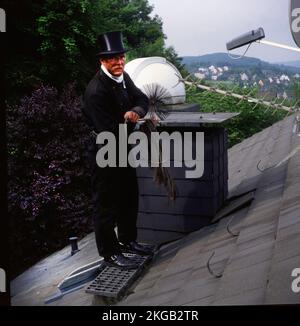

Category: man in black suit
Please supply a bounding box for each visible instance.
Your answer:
[82,31,152,269]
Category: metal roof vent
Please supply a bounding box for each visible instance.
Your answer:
[125,57,186,105]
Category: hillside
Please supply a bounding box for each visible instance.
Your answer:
[276,60,300,68]
[182,53,300,73]
[182,53,300,99]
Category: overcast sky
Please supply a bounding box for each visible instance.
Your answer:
[148,0,300,63]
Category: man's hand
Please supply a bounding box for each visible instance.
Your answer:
[124,111,140,123]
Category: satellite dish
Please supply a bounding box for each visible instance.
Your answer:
[125,57,186,105]
[290,0,300,48]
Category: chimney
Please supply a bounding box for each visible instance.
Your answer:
[136,109,238,244]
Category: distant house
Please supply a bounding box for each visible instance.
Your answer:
[208,65,218,74]
[276,91,290,99]
[240,73,249,81]
[194,73,206,80]
[279,74,290,82]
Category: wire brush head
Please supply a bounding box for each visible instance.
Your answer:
[142,83,172,113]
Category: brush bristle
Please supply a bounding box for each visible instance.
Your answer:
[142,83,172,118]
[140,117,177,201]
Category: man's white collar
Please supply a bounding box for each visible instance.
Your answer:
[101,65,124,83]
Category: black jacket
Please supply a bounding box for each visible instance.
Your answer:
[82,69,149,134]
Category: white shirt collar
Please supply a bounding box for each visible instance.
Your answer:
[101,65,124,84]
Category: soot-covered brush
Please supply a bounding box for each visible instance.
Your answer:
[139,83,177,201]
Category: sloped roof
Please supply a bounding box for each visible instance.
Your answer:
[11,113,300,306]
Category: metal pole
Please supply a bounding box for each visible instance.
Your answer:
[69,237,80,256]
[257,40,300,53]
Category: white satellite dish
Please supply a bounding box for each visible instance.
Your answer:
[125,57,186,105]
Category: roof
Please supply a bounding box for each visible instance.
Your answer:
[11,113,300,306]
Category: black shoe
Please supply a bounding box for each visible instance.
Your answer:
[119,241,154,255]
[104,253,139,270]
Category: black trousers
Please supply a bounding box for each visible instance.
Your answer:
[89,142,139,258]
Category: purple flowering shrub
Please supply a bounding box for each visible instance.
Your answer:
[7,84,93,277]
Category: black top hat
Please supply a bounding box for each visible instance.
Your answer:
[97,31,128,56]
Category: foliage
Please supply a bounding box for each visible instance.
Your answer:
[186,85,288,147]
[163,46,189,77]
[7,84,93,277]
[6,0,97,101]
[5,0,185,103]
[292,81,300,100]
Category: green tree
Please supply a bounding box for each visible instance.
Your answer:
[5,0,185,102]
[94,0,186,75]
[186,85,287,147]
[163,46,189,77]
[6,0,99,101]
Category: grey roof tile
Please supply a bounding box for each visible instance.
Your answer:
[270,233,300,263]
[213,287,265,305]
[265,255,300,304]
[172,279,218,306]
[181,296,213,306]
[225,242,273,273]
[147,271,192,297]
[121,289,154,306]
[212,260,271,303]
[277,219,300,241]
[138,289,178,306]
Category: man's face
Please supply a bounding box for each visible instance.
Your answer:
[100,54,126,77]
